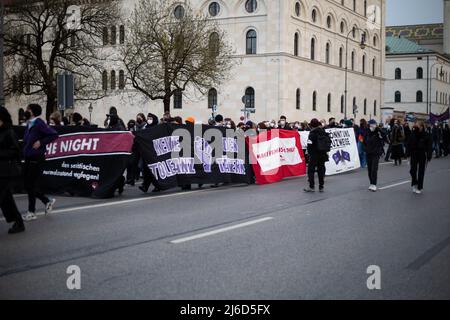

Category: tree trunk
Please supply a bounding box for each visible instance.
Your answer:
[46,91,57,120]
[163,94,171,114]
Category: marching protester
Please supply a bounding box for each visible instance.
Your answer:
[357,119,368,168]
[107,114,126,131]
[0,107,25,234]
[22,104,59,221]
[431,122,443,158]
[390,119,405,166]
[443,123,450,157]
[406,121,433,194]
[49,111,62,127]
[304,119,330,193]
[364,120,388,192]
[278,116,290,130]
[139,113,161,194]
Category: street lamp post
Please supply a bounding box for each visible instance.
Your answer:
[429,63,445,115]
[344,27,367,120]
[88,103,93,123]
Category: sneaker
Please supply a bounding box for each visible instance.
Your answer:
[8,221,25,234]
[45,198,56,215]
[369,185,377,192]
[22,212,37,221]
[412,185,418,193]
[414,189,422,194]
[304,187,315,193]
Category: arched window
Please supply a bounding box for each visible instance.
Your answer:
[119,70,125,90]
[312,91,317,111]
[312,9,317,23]
[362,55,366,73]
[110,70,116,90]
[209,32,220,57]
[416,91,423,102]
[339,47,343,68]
[395,91,401,103]
[245,0,257,13]
[353,0,356,11]
[295,2,301,17]
[102,27,108,45]
[351,51,355,71]
[395,68,402,80]
[352,97,357,113]
[373,35,378,47]
[340,21,345,34]
[327,93,331,112]
[110,26,116,45]
[294,33,299,56]
[245,87,255,109]
[372,58,376,76]
[174,90,183,109]
[363,98,367,115]
[209,2,220,17]
[296,88,301,110]
[327,16,332,29]
[102,71,108,90]
[325,43,330,64]
[310,38,315,60]
[364,0,367,16]
[341,95,344,114]
[119,25,125,44]
[174,5,185,19]
[417,67,423,79]
[246,29,257,54]
[208,88,218,109]
[374,100,377,116]
[352,26,356,38]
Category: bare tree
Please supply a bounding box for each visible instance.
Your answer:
[122,0,235,113]
[4,0,119,118]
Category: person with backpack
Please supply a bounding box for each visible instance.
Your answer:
[304,119,330,193]
[364,120,388,192]
[406,121,433,194]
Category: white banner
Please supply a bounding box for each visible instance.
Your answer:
[299,129,360,176]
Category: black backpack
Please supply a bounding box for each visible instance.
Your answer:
[316,129,332,152]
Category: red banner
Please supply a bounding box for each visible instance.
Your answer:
[247,130,306,184]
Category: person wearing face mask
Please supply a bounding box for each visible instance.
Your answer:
[22,104,59,221]
[278,116,290,130]
[135,113,147,131]
[145,113,159,128]
[406,121,433,194]
[364,120,388,192]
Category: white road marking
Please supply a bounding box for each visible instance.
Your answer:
[170,217,274,244]
[0,189,210,222]
[379,180,410,190]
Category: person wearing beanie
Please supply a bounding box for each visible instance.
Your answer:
[214,114,224,126]
[22,104,59,221]
[304,118,330,193]
[364,119,388,192]
[185,117,195,124]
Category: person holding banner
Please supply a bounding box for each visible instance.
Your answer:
[364,120,388,192]
[304,119,330,193]
[0,107,25,234]
[22,104,59,221]
[406,121,433,195]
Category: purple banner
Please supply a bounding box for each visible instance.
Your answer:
[430,108,450,123]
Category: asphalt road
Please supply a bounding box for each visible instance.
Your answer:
[1,158,450,300]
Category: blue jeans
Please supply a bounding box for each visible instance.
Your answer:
[358,141,367,168]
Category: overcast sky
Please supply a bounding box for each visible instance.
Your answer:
[387,0,444,26]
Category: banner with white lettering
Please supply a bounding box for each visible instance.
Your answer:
[247,129,306,184]
[134,124,253,190]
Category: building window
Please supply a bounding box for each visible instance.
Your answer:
[339,47,343,68]
[295,2,301,17]
[110,26,116,45]
[310,38,315,60]
[246,30,257,54]
[417,67,423,79]
[119,25,125,44]
[119,70,125,90]
[110,70,116,90]
[327,93,331,112]
[353,0,356,11]
[416,91,423,102]
[174,5,185,19]
[352,26,356,38]
[395,68,402,79]
[174,90,183,109]
[374,100,377,116]
[102,27,108,45]
[364,0,367,16]
[209,32,220,57]
[352,97,357,113]
[294,33,299,56]
[245,0,257,13]
[341,95,344,113]
[395,91,401,103]
[312,9,317,23]
[296,88,301,110]
[325,43,330,64]
[102,71,108,90]
[363,99,367,115]
[351,51,355,71]
[362,55,366,74]
[372,58,376,76]
[208,88,217,109]
[327,16,332,29]
[340,21,345,34]
[373,35,378,47]
[209,2,220,17]
[312,91,317,111]
[245,87,255,109]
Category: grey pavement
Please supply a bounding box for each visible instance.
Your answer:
[1,158,450,299]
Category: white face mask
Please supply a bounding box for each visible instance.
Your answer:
[370,125,376,132]
[280,121,286,126]
[147,119,153,125]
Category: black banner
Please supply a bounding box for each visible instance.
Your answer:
[134,123,253,190]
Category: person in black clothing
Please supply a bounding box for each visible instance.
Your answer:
[364,120,388,192]
[431,122,443,158]
[304,118,329,193]
[406,121,433,194]
[443,124,450,157]
[139,113,161,193]
[0,107,25,234]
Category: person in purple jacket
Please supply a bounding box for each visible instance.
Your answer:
[22,104,59,221]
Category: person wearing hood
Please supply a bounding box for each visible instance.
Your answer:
[406,121,433,194]
[364,120,388,192]
[139,112,161,193]
[0,107,25,234]
[107,114,126,131]
[145,113,159,128]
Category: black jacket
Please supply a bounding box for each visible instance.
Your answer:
[406,128,433,160]
[364,128,387,157]
[307,127,329,163]
[0,127,21,178]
